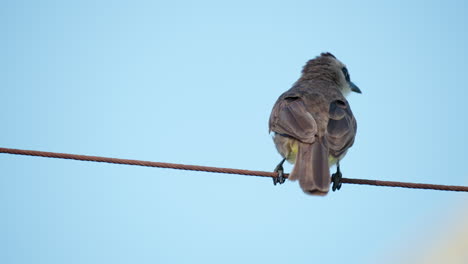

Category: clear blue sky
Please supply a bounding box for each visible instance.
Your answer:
[1,0,468,263]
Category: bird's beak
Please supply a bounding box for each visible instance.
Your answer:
[350,82,362,94]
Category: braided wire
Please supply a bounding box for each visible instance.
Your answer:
[1,147,467,192]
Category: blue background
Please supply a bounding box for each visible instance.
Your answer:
[1,0,468,263]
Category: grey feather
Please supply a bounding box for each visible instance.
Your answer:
[269,53,358,195]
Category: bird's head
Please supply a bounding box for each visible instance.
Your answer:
[300,52,361,97]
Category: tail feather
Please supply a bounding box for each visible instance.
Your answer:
[289,139,330,195]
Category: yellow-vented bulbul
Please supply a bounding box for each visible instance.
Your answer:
[269,52,361,195]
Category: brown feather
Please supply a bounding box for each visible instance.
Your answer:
[269,53,358,195]
[290,140,330,195]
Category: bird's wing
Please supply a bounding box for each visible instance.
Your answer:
[269,95,317,144]
[327,99,357,158]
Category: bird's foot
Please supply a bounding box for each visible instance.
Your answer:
[273,159,286,185]
[331,164,342,192]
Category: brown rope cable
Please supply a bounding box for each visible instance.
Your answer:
[340,178,468,192]
[0,147,277,177]
[1,147,467,192]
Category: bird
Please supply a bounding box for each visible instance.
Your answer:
[268,52,361,195]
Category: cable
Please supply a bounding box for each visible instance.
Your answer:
[1,147,467,192]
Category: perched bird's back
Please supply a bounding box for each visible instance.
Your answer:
[269,53,360,195]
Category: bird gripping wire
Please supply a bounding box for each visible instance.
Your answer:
[1,147,467,192]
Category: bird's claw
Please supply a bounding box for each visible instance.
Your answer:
[331,170,342,191]
[273,163,286,185]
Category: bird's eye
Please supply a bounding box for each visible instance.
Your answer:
[341,67,350,82]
